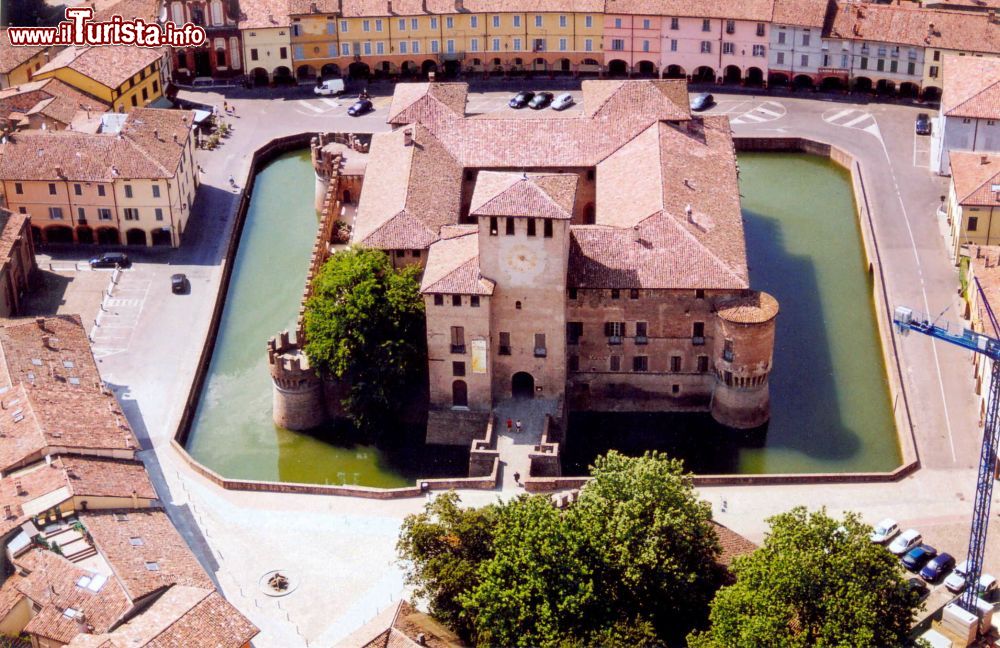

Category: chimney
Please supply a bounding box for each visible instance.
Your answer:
[153,128,159,140]
[310,1,318,11]
[173,133,178,143]
[41,335,51,349]
[2,505,11,519]
[632,225,640,242]
[403,128,413,146]
[131,489,138,508]
[455,0,464,10]
[416,634,427,646]
[35,317,46,330]
[387,0,393,13]
[13,479,24,495]
[75,611,90,634]
[685,204,694,221]
[983,155,989,165]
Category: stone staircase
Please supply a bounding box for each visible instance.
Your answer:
[44,525,97,563]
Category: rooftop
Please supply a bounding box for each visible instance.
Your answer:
[949,151,1000,206]
[605,0,775,21]
[941,54,1000,119]
[34,46,163,92]
[334,600,466,648]
[826,1,1000,51]
[0,79,108,128]
[771,0,833,27]
[0,30,47,75]
[239,0,293,29]
[0,108,194,182]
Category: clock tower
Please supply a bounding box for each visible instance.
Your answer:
[472,172,574,402]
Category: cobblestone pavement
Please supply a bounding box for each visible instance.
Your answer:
[33,83,995,645]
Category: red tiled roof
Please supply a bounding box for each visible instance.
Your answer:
[239,0,292,29]
[80,510,214,603]
[387,82,467,125]
[0,79,107,127]
[35,45,163,91]
[950,151,1000,206]
[420,230,495,296]
[0,108,194,182]
[771,0,831,27]
[469,172,576,220]
[712,520,757,567]
[827,1,1000,52]
[606,0,775,21]
[0,30,47,75]
[942,55,1000,119]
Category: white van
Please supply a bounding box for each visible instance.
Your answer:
[314,78,345,96]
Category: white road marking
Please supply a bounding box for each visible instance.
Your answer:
[826,108,855,122]
[297,100,325,113]
[738,112,768,122]
[863,123,881,136]
[320,98,341,108]
[754,104,783,117]
[843,113,873,128]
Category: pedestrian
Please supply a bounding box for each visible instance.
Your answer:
[506,418,512,432]
[223,100,228,113]
[513,471,521,484]
[515,419,522,433]
[228,175,235,187]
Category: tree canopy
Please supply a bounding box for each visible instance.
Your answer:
[303,247,425,433]
[398,451,722,647]
[688,507,918,648]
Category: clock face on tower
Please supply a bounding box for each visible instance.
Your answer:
[504,243,543,282]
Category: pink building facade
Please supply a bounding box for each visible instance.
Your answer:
[603,14,663,77]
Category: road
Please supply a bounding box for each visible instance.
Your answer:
[28,82,998,645]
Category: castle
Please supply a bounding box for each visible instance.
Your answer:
[270,79,778,447]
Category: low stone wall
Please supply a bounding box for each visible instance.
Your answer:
[468,414,499,478]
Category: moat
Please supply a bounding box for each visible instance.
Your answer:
[184,149,900,486]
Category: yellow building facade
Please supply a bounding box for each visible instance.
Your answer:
[32,48,164,113]
[291,3,342,81]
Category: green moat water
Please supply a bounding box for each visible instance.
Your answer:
[185,150,901,486]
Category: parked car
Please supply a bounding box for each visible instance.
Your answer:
[551,93,575,111]
[915,113,931,135]
[691,92,714,111]
[904,577,930,603]
[945,560,970,593]
[89,252,130,269]
[314,78,345,96]
[347,99,373,116]
[888,529,922,555]
[920,552,956,582]
[870,518,899,544]
[509,91,534,109]
[529,92,554,110]
[171,273,188,294]
[978,574,998,599]
[902,544,938,572]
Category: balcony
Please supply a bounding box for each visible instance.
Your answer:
[534,347,547,358]
[450,344,466,354]
[634,335,648,345]
[692,336,705,346]
[608,335,622,345]
[723,349,734,362]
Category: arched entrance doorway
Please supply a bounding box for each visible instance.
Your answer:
[511,372,534,398]
[452,380,468,407]
[421,59,437,76]
[876,79,896,96]
[922,86,941,102]
[321,63,340,78]
[746,67,764,86]
[273,66,293,84]
[250,67,269,86]
[693,66,716,83]
[296,64,317,81]
[665,64,686,79]
[723,65,741,84]
[76,226,94,244]
[607,59,628,77]
[348,61,370,79]
[793,74,813,89]
[820,76,845,92]
[899,82,919,98]
[768,71,789,87]
[151,228,173,246]
[96,227,120,245]
[853,76,873,93]
[636,60,656,77]
[44,225,73,244]
[125,228,147,246]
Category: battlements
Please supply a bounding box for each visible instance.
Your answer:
[267,330,318,390]
[311,133,370,181]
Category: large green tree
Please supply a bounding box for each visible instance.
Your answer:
[398,451,721,647]
[303,247,425,433]
[688,507,918,648]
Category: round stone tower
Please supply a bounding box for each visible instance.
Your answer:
[268,330,327,431]
[311,136,331,212]
[710,291,779,429]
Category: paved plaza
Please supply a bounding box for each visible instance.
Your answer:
[22,83,1000,645]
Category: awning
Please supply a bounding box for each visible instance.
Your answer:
[192,109,213,125]
[148,96,174,109]
[21,485,70,517]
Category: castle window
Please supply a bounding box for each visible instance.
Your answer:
[452,295,462,306]
[489,217,498,235]
[672,384,680,394]
[499,331,511,355]
[567,322,583,344]
[723,339,734,362]
[630,289,639,300]
[697,355,709,372]
[611,289,620,300]
[568,354,579,371]
[544,220,553,238]
[695,289,705,299]
[635,322,647,344]
[450,326,465,354]
[434,294,444,306]
[527,219,537,236]
[692,322,705,345]
[605,321,624,344]
[670,355,681,372]
[470,296,480,307]
[396,250,405,257]
[452,380,468,407]
[516,301,522,310]
[412,250,421,257]
[534,333,547,357]
[506,218,515,235]
[568,287,578,300]
[452,361,466,376]
[610,355,621,371]
[632,356,648,372]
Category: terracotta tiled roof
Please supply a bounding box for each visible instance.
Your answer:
[239,0,292,29]
[66,586,259,648]
[0,108,193,182]
[827,2,1000,52]
[61,456,157,500]
[387,82,468,125]
[568,213,749,290]
[941,55,1000,119]
[0,30,47,75]
[606,0,774,21]
[950,151,1000,206]
[335,600,466,648]
[91,0,162,23]
[0,316,138,473]
[469,172,576,220]
[13,547,132,644]
[771,0,831,27]
[340,0,603,16]
[80,510,214,603]
[0,79,107,127]
[420,229,495,295]
[34,45,163,91]
[969,246,1000,337]
[289,0,341,14]
[717,291,780,323]
[712,520,757,567]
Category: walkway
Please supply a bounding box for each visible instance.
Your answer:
[493,398,559,489]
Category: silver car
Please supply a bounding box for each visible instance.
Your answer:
[551,93,575,111]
